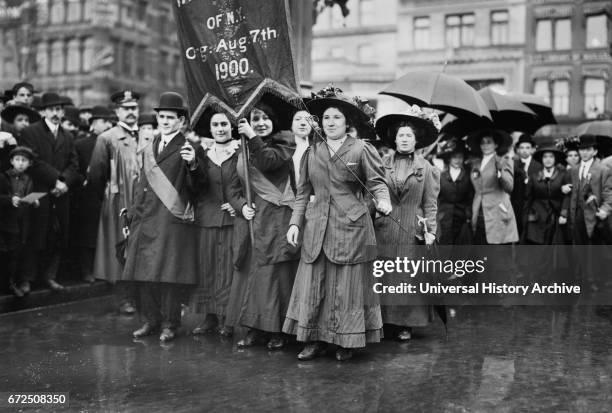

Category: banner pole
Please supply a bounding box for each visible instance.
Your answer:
[241,134,256,244]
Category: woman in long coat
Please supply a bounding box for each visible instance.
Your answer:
[436,137,474,245]
[284,86,392,361]
[234,98,300,350]
[189,111,245,336]
[373,106,440,341]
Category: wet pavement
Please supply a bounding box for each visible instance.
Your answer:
[1,299,612,412]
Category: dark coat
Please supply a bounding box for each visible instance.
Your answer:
[191,145,245,228]
[512,158,542,235]
[291,137,390,264]
[121,132,199,285]
[374,153,439,257]
[523,166,569,244]
[0,170,34,250]
[18,120,79,249]
[437,166,473,245]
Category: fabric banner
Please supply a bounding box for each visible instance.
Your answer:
[172,0,301,126]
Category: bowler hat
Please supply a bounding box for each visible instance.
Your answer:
[154,92,188,116]
[375,105,441,149]
[62,106,80,125]
[1,103,41,124]
[89,106,112,123]
[111,90,140,106]
[466,128,513,156]
[138,113,158,128]
[40,92,66,108]
[515,133,535,148]
[59,95,74,106]
[31,95,43,110]
[9,145,35,161]
[577,134,598,149]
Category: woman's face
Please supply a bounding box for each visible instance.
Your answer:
[565,150,579,167]
[480,136,498,155]
[250,108,274,137]
[542,152,555,168]
[292,110,312,139]
[395,126,416,153]
[322,107,347,140]
[449,153,464,168]
[210,113,232,143]
[13,114,30,131]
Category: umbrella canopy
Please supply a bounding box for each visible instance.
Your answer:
[439,113,492,138]
[380,71,492,121]
[478,87,537,132]
[533,124,567,147]
[505,92,557,125]
[573,120,612,157]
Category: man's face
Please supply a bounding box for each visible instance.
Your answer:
[156,110,183,135]
[517,143,533,159]
[91,118,112,135]
[62,119,78,133]
[43,105,64,125]
[14,87,33,105]
[115,104,139,126]
[13,114,30,131]
[579,147,597,162]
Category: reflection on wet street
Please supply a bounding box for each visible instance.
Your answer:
[1,298,611,412]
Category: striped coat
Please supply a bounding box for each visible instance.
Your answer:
[290,136,390,264]
[374,153,440,257]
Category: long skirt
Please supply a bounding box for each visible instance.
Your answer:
[282,253,382,349]
[189,226,234,317]
[238,259,298,333]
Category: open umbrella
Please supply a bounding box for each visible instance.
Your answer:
[380,71,492,121]
[506,92,557,125]
[439,113,492,138]
[478,87,537,132]
[532,124,568,147]
[573,120,612,157]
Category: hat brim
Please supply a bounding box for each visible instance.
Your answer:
[40,100,66,108]
[466,128,513,156]
[154,106,189,116]
[375,114,438,149]
[306,98,369,126]
[533,148,565,164]
[1,105,41,124]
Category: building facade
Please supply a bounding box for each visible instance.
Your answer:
[525,0,612,126]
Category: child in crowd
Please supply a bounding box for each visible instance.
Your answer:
[0,146,39,297]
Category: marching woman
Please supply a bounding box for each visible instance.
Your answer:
[291,109,313,184]
[284,86,392,361]
[234,97,300,350]
[373,106,441,341]
[436,136,474,246]
[189,111,245,337]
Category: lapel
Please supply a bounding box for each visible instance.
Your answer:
[398,154,418,196]
[382,154,398,195]
[330,136,355,164]
[156,132,184,164]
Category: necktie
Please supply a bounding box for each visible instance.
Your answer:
[158,138,168,154]
[579,163,586,181]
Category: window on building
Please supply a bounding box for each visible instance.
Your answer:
[82,37,95,72]
[83,0,93,21]
[50,0,66,24]
[414,16,430,50]
[535,20,552,51]
[533,79,550,104]
[445,13,475,48]
[584,78,606,119]
[554,19,571,50]
[66,0,81,22]
[121,2,134,27]
[552,80,569,116]
[136,46,146,78]
[50,39,64,74]
[491,10,509,45]
[359,0,374,26]
[37,0,50,25]
[586,14,608,49]
[122,43,132,76]
[66,38,80,73]
[36,42,49,75]
[357,44,374,63]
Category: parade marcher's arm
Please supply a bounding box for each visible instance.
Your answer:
[18,128,60,190]
[87,134,111,197]
[289,146,313,229]
[422,164,440,236]
[496,155,514,194]
[361,142,391,210]
[187,145,209,195]
[247,131,296,172]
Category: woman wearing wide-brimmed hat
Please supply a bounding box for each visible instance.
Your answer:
[373,105,441,341]
[284,86,392,361]
[0,103,40,134]
[436,136,474,246]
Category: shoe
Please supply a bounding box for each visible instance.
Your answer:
[398,329,412,341]
[267,336,286,350]
[237,330,258,348]
[133,323,158,338]
[83,275,95,284]
[335,347,353,361]
[297,342,327,361]
[119,302,136,315]
[192,315,218,335]
[9,283,24,298]
[19,281,31,294]
[159,328,176,342]
[218,326,233,337]
[47,280,65,291]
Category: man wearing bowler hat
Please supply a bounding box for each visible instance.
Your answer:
[18,92,79,292]
[512,133,542,237]
[88,91,146,314]
[123,92,198,342]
